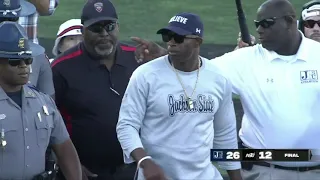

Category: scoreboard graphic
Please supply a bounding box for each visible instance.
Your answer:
[211,149,315,161]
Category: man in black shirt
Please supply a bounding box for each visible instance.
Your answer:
[51,0,139,180]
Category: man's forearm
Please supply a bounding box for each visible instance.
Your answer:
[131,148,155,168]
[131,148,148,161]
[53,140,82,180]
[227,169,242,180]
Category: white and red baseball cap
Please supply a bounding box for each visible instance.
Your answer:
[302,4,320,20]
[52,19,83,56]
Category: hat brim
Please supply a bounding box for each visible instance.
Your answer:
[0,0,36,18]
[52,36,62,57]
[20,0,36,17]
[28,41,45,57]
[0,41,41,59]
[83,17,117,27]
[156,26,191,36]
[52,30,82,56]
[0,53,32,59]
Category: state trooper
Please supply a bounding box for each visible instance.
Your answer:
[0,0,58,177]
[0,0,55,97]
[0,21,82,180]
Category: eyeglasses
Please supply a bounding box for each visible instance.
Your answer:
[254,16,294,29]
[7,58,33,66]
[161,33,199,44]
[254,17,278,28]
[0,17,19,23]
[304,20,320,28]
[87,22,116,33]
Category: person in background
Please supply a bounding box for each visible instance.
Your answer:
[0,0,55,97]
[298,0,320,42]
[50,19,83,63]
[19,0,59,44]
[238,0,320,48]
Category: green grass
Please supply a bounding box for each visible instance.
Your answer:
[39,0,306,44]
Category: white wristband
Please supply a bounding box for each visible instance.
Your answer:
[134,156,152,180]
[137,156,152,168]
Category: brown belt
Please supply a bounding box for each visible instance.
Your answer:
[253,161,320,172]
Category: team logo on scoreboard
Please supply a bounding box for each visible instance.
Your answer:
[211,149,241,161]
[211,151,223,160]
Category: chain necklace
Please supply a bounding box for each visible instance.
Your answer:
[170,57,201,109]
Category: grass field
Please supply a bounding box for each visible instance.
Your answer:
[39,0,306,44]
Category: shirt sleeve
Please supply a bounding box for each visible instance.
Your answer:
[48,96,70,145]
[116,68,148,164]
[211,49,248,95]
[213,78,241,170]
[52,65,67,107]
[37,54,55,96]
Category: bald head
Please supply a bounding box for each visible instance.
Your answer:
[255,0,301,54]
[259,0,296,18]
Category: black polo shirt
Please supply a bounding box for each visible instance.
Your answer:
[51,42,139,170]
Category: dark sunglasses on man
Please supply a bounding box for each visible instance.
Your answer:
[161,31,200,44]
[304,20,320,28]
[7,58,33,66]
[254,18,278,29]
[254,16,294,29]
[0,17,19,22]
[87,22,117,33]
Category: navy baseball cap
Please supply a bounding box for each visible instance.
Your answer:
[81,0,118,27]
[157,12,204,37]
[0,0,36,18]
[0,21,32,59]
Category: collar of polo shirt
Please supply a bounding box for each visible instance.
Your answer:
[262,31,309,62]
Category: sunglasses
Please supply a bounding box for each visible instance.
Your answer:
[254,16,295,29]
[161,33,198,44]
[87,22,116,33]
[254,18,277,28]
[7,58,33,66]
[0,17,19,23]
[304,20,320,28]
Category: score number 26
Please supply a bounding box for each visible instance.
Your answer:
[226,151,241,160]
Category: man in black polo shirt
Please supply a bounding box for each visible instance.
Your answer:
[51,0,138,179]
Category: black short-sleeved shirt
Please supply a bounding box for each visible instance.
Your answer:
[51,42,139,170]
